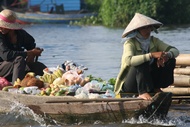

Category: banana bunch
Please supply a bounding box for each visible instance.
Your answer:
[39,68,64,84]
[14,78,21,87]
[39,74,55,84]
[53,68,64,78]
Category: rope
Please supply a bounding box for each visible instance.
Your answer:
[105,102,118,122]
[146,92,171,121]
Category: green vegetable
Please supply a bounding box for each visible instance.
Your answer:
[2,86,14,91]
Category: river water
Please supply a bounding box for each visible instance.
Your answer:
[1,24,190,127]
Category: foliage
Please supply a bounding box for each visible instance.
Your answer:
[99,0,160,27]
[80,0,190,27]
[87,75,104,82]
[156,0,190,24]
[108,78,116,85]
[87,75,116,86]
[69,15,102,26]
[70,0,103,26]
[84,0,103,12]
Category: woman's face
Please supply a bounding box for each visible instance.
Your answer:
[138,26,152,39]
[0,27,10,34]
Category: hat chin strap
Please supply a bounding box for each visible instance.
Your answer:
[0,14,15,23]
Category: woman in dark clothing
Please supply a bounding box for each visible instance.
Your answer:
[0,9,46,83]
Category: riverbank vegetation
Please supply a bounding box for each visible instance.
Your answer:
[71,0,190,27]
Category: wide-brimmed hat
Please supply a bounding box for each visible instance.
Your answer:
[0,9,23,30]
[122,13,163,38]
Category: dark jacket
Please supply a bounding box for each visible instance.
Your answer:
[0,29,36,62]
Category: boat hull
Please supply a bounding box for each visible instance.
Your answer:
[29,100,151,123]
[0,91,172,124]
[15,12,96,24]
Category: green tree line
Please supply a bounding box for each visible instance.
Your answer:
[82,0,190,27]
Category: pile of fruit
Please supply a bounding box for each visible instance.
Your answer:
[1,65,116,98]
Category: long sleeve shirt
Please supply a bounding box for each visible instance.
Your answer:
[114,36,179,95]
[0,29,36,62]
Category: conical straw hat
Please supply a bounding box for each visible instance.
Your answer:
[122,13,163,38]
[0,9,23,30]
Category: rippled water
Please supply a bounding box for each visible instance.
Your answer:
[29,24,123,81]
[1,24,190,127]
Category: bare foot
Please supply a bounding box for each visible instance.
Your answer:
[138,93,152,100]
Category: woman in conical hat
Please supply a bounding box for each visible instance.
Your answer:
[114,13,179,100]
[0,9,47,83]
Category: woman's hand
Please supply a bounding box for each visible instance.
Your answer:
[26,50,35,62]
[151,51,164,58]
[151,52,169,67]
[26,54,35,62]
[32,48,43,56]
[26,48,43,62]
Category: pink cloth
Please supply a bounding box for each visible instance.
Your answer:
[0,77,12,90]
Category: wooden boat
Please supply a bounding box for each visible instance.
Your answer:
[14,11,97,24]
[1,0,97,24]
[0,91,172,124]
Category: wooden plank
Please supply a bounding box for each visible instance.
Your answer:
[46,97,143,103]
[172,96,190,99]
[174,68,190,75]
[172,75,190,87]
[176,54,190,66]
[170,104,190,110]
[162,87,190,95]
[118,92,190,100]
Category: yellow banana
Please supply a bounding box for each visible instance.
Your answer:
[46,74,53,84]
[43,74,50,83]
[53,71,60,78]
[39,76,45,82]
[2,86,14,91]
[14,78,21,86]
[50,74,55,84]
[51,73,58,80]
[26,72,35,77]
[57,68,64,77]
